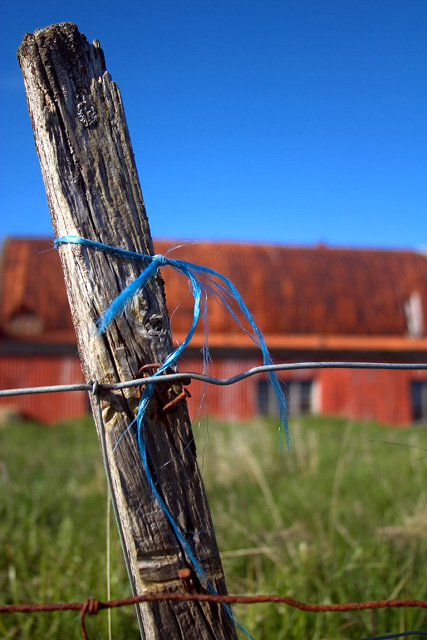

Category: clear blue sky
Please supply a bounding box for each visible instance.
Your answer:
[0,1,426,250]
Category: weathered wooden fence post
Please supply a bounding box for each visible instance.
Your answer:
[18,22,238,640]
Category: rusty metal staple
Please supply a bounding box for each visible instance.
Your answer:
[1,593,426,640]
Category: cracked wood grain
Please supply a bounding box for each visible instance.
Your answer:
[17,22,237,640]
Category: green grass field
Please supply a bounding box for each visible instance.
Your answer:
[0,415,426,639]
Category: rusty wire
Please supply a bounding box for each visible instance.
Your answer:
[1,592,426,640]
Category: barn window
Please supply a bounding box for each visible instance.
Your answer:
[411,381,427,423]
[257,379,315,417]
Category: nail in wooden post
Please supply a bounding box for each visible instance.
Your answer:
[17,22,237,640]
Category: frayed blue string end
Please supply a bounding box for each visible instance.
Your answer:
[55,234,289,639]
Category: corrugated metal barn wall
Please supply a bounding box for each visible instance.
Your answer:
[0,355,86,423]
[180,357,427,426]
[320,367,427,425]
[181,357,259,422]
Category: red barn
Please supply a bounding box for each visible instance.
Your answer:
[1,237,427,425]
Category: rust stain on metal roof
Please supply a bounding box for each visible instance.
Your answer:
[1,238,427,347]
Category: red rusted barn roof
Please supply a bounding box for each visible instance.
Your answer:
[156,241,427,340]
[1,237,427,351]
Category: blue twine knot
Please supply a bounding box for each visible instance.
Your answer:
[152,253,168,266]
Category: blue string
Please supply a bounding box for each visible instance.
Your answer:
[54,235,289,446]
[55,234,290,639]
[358,633,427,640]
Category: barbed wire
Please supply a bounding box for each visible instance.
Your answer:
[1,360,427,398]
[1,591,426,640]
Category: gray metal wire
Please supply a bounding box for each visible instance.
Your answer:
[1,361,426,397]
